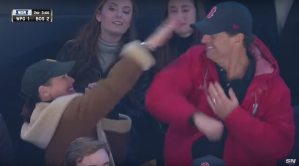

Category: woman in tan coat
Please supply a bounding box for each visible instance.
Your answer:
[19,12,179,166]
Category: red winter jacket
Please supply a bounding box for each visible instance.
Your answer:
[145,38,294,166]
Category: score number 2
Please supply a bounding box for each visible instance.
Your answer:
[35,16,50,21]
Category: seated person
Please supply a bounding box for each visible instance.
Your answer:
[19,16,180,166]
[145,2,295,166]
[65,137,110,166]
[20,56,138,166]
[56,0,179,164]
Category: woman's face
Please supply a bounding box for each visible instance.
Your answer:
[167,0,196,37]
[96,0,133,41]
[38,74,75,101]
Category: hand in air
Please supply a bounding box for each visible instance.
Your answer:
[193,112,224,141]
[145,18,182,47]
[206,82,239,120]
[85,82,97,92]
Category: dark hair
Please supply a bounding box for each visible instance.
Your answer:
[152,0,206,74]
[22,79,52,123]
[66,0,141,108]
[67,0,137,78]
[65,137,110,166]
[226,31,255,49]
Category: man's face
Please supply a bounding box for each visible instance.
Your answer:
[77,149,110,166]
[201,32,236,61]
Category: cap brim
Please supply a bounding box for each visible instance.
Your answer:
[52,61,75,77]
[190,20,223,35]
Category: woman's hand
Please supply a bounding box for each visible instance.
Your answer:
[145,18,182,48]
[193,112,224,141]
[85,82,97,92]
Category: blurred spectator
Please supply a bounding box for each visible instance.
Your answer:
[65,137,110,166]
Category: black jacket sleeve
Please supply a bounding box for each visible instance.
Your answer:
[0,114,16,166]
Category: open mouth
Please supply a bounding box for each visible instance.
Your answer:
[207,46,214,50]
[112,21,123,25]
[68,87,74,92]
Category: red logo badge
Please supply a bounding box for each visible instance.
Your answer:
[233,24,239,29]
[207,6,217,18]
[201,162,210,166]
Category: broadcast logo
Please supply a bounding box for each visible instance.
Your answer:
[286,159,296,165]
[15,10,29,15]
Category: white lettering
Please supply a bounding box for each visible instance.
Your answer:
[16,17,25,21]
[286,159,296,164]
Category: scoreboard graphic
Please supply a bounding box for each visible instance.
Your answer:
[11,9,53,22]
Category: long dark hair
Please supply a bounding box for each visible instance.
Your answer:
[67,0,137,79]
[64,0,142,108]
[22,80,51,123]
[22,96,40,123]
[152,0,206,75]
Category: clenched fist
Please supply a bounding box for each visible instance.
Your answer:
[193,112,224,141]
[145,18,182,48]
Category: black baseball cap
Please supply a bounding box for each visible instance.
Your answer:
[21,59,75,98]
[191,1,252,35]
[190,155,227,166]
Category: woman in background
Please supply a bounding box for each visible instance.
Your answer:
[56,0,137,92]
[146,1,206,164]
[55,0,141,165]
[152,0,206,75]
[56,0,178,165]
[121,1,205,164]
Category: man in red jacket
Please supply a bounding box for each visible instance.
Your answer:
[146,1,295,166]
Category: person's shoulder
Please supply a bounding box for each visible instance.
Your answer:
[187,44,205,53]
[55,93,83,103]
[65,39,80,48]
[184,44,205,56]
[180,44,206,62]
[262,75,291,104]
[269,76,290,94]
[50,93,84,112]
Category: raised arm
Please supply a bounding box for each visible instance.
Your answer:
[66,40,155,126]
[65,17,182,127]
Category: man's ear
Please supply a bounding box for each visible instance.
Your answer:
[233,33,244,46]
[96,10,101,22]
[38,86,50,99]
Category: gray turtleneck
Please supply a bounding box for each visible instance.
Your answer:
[97,38,120,72]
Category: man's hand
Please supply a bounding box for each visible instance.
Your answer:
[85,82,97,92]
[206,82,239,120]
[193,112,224,141]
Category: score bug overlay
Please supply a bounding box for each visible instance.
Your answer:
[11,9,53,22]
